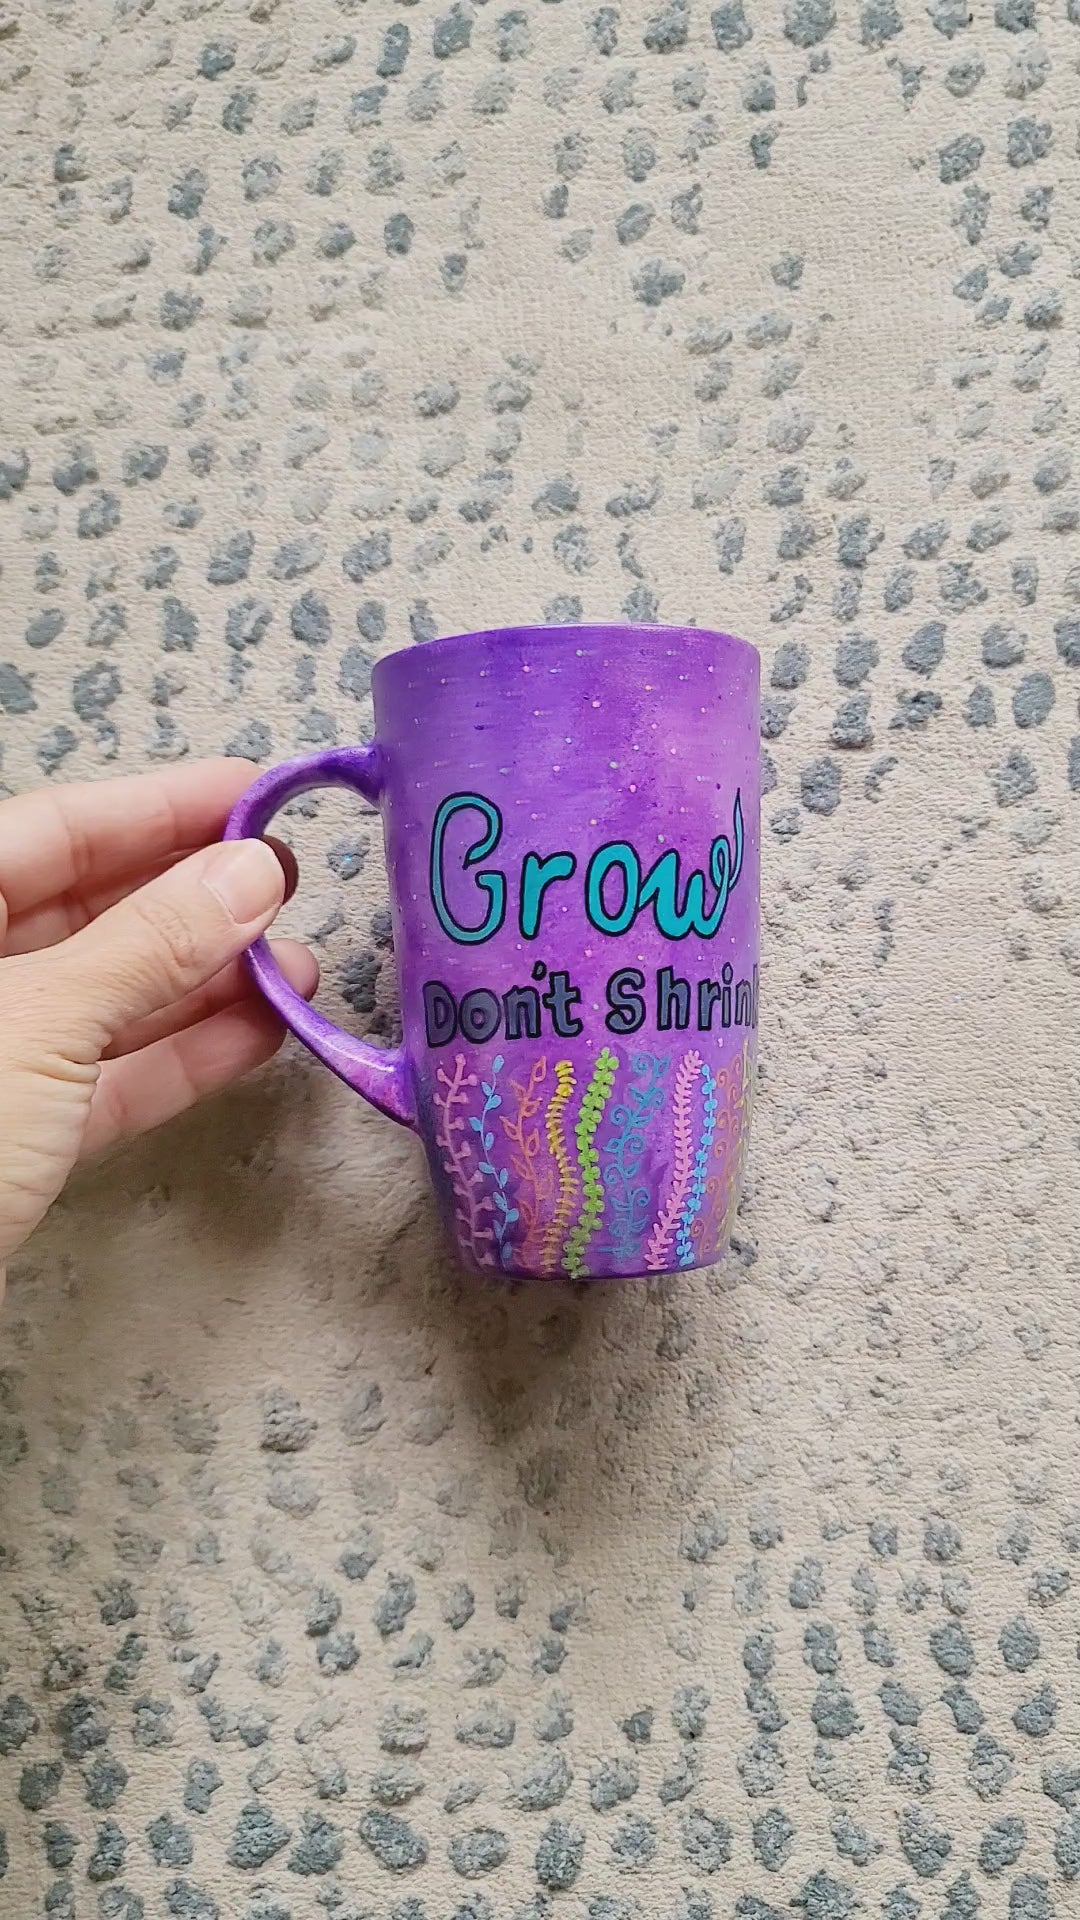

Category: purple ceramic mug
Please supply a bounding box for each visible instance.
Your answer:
[225,624,759,1280]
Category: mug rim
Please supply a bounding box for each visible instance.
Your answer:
[371,621,759,692]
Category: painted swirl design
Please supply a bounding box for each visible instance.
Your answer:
[676,1061,717,1267]
[600,1051,668,1269]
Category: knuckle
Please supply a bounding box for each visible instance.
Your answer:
[128,892,206,994]
[0,953,100,1080]
[0,953,65,1038]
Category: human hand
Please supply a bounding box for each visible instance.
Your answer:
[0,759,317,1291]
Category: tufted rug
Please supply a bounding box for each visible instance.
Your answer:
[1,2,1078,1917]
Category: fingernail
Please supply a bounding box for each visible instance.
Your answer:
[203,839,285,924]
[265,835,299,903]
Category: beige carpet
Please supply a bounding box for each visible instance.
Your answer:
[1,1,1078,1915]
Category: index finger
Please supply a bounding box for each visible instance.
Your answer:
[0,758,259,916]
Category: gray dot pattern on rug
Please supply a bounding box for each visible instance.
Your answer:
[0,0,1078,1915]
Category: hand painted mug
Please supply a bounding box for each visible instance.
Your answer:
[225,624,759,1281]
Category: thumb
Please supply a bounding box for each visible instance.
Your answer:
[48,838,287,1044]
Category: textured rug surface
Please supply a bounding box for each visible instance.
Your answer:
[1,2,1078,1917]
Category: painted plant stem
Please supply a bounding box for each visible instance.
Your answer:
[500,1058,551,1273]
[701,1036,755,1257]
[677,1061,717,1267]
[600,1051,668,1267]
[542,1061,578,1275]
[563,1047,618,1280]
[471,1054,519,1270]
[646,1050,703,1273]
[433,1054,495,1268]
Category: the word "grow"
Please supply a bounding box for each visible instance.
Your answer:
[429,789,744,946]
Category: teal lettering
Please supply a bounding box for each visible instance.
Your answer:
[709,789,744,920]
[427,787,744,948]
[430,792,507,945]
[520,850,576,939]
[586,843,640,935]
[638,789,744,941]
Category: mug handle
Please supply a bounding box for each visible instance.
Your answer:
[224,744,416,1131]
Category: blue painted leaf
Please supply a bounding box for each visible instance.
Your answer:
[469,1116,483,1133]
[493,1054,504,1073]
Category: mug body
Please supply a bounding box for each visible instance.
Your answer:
[373,624,759,1281]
